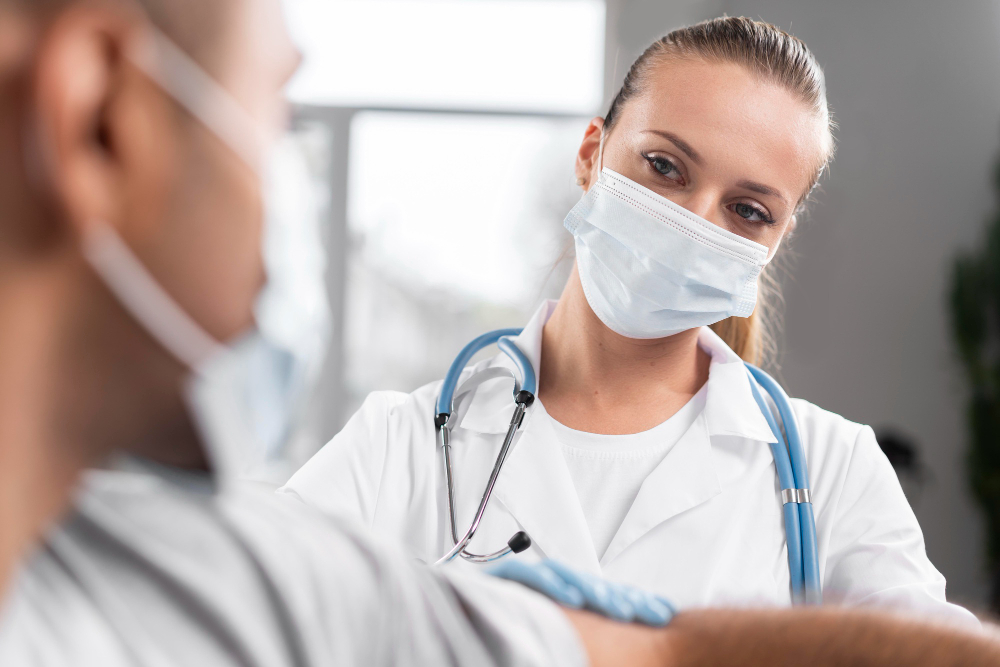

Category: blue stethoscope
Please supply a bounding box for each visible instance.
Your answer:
[434,329,822,605]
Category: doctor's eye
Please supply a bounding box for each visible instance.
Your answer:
[643,154,685,185]
[730,202,775,225]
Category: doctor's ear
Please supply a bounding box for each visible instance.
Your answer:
[29,5,175,247]
[574,117,605,191]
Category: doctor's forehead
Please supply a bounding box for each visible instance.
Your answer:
[622,58,828,195]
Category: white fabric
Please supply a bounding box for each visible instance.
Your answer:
[281,300,979,628]
[565,168,769,339]
[0,462,586,667]
[543,389,706,560]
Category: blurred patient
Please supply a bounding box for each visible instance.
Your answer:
[0,0,998,665]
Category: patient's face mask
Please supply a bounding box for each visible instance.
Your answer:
[565,160,770,340]
[82,25,330,484]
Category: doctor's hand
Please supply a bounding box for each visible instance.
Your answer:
[488,559,675,627]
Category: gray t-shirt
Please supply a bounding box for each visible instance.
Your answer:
[0,463,585,666]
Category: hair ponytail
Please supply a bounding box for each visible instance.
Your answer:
[711,314,763,365]
[710,264,782,365]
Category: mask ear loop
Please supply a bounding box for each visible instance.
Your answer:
[78,20,268,371]
[125,25,265,178]
[82,225,228,369]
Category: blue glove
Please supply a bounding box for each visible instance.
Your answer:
[488,558,675,627]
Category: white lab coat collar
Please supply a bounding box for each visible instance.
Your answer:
[458,301,777,446]
[699,327,779,443]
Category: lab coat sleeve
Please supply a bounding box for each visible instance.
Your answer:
[279,392,406,526]
[822,424,979,628]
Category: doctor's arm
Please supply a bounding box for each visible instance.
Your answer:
[279,392,403,523]
[567,606,1000,667]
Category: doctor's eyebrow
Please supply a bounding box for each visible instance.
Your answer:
[642,130,703,166]
[736,179,788,204]
[642,129,789,205]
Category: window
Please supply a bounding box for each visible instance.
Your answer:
[286,0,606,113]
[343,112,583,408]
[277,0,607,473]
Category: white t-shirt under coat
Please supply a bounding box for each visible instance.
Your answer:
[544,388,707,560]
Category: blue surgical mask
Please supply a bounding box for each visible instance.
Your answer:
[81,24,330,484]
[564,167,770,340]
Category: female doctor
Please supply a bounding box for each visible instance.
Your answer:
[282,17,974,624]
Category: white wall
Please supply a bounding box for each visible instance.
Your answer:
[608,0,1000,605]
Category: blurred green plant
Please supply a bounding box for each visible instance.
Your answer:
[949,159,1000,613]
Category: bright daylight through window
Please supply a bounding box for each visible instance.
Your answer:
[285,0,606,113]
[276,0,607,469]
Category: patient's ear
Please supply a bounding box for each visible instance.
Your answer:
[574,117,604,191]
[29,5,175,247]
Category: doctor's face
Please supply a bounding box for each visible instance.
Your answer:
[576,57,829,254]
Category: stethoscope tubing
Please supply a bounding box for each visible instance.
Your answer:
[435,330,534,566]
[436,328,523,417]
[746,364,822,604]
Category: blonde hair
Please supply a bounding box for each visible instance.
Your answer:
[604,16,835,364]
[709,263,784,364]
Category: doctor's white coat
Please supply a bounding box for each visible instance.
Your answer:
[281,302,976,626]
